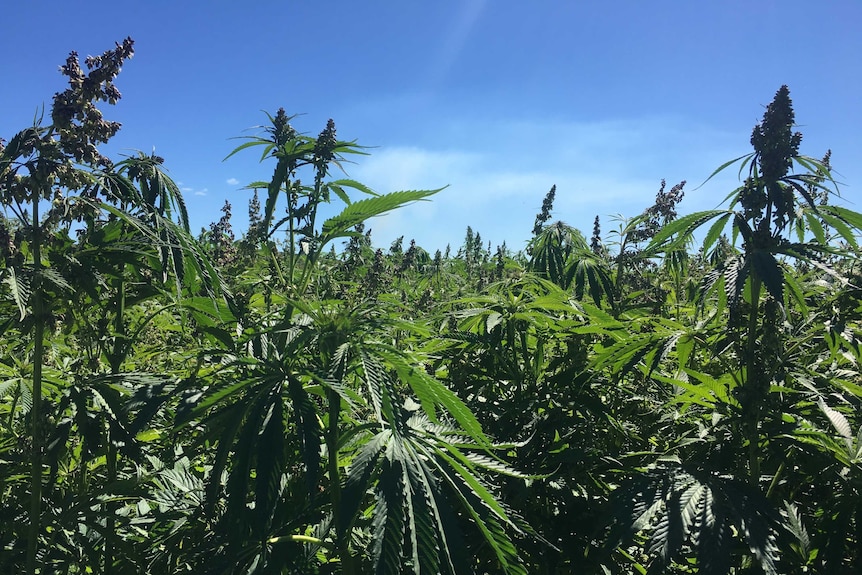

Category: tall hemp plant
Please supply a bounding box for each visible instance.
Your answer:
[0,40,137,574]
[1,40,222,574]
[172,112,530,574]
[601,86,862,573]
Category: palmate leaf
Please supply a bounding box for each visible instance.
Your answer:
[817,397,853,445]
[224,383,277,541]
[114,152,191,230]
[607,466,781,575]
[361,349,399,426]
[373,452,407,575]
[3,266,30,320]
[350,429,450,575]
[0,126,42,176]
[723,254,747,306]
[286,375,322,493]
[645,210,728,253]
[327,178,379,200]
[818,205,862,250]
[782,269,809,317]
[340,431,389,536]
[344,410,525,575]
[431,455,526,575]
[0,371,30,415]
[647,480,707,574]
[371,344,488,445]
[404,459,444,575]
[696,488,732,575]
[399,442,426,575]
[750,250,784,304]
[255,388,286,536]
[529,240,566,287]
[591,317,693,378]
[418,434,525,573]
[695,152,756,190]
[0,376,24,400]
[38,267,72,294]
[782,501,811,564]
[320,189,443,246]
[95,200,226,300]
[568,252,615,306]
[702,212,733,255]
[592,331,662,376]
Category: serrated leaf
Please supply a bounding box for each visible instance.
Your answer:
[3,267,30,320]
[817,397,853,441]
[751,250,784,304]
[782,501,811,561]
[373,345,488,445]
[646,210,727,252]
[321,189,442,246]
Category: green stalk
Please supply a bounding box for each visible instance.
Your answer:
[287,186,297,292]
[519,329,531,392]
[104,276,126,575]
[745,200,775,489]
[296,174,324,295]
[612,233,629,319]
[746,272,763,487]
[26,191,44,575]
[325,388,355,575]
[765,460,785,500]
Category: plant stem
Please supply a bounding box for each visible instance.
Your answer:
[326,388,355,575]
[765,460,785,499]
[746,273,763,487]
[104,276,126,575]
[287,186,297,292]
[26,193,44,575]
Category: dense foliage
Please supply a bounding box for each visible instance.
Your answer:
[3,41,862,575]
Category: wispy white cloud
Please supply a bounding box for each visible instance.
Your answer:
[194,188,208,196]
[226,177,240,186]
[349,116,744,251]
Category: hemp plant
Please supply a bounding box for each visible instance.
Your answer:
[225,110,439,298]
[601,86,862,574]
[649,86,862,486]
[0,39,136,574]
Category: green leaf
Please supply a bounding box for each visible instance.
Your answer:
[320,189,443,246]
[264,159,289,233]
[694,152,755,190]
[783,270,808,317]
[328,178,379,197]
[340,431,389,536]
[254,390,285,535]
[803,211,826,245]
[361,350,399,427]
[286,375,322,493]
[3,267,30,320]
[373,345,488,446]
[817,398,853,442]
[750,250,784,304]
[646,210,727,253]
[821,205,862,246]
[222,138,274,162]
[782,501,811,563]
[701,212,733,254]
[373,454,407,575]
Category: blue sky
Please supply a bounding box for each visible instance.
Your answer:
[3,1,860,253]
